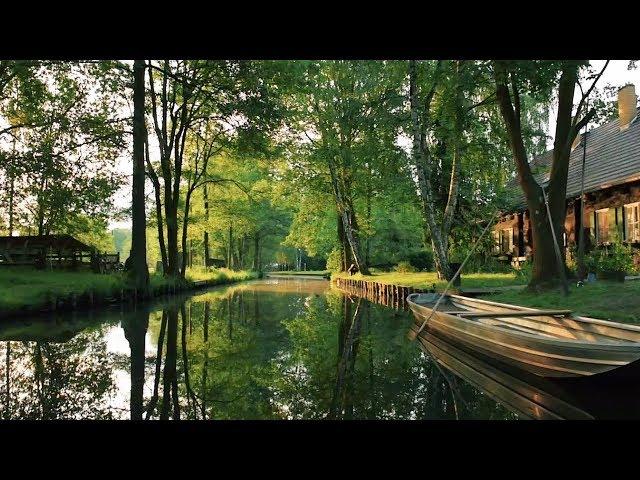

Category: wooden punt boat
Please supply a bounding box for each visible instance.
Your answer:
[407,292,640,378]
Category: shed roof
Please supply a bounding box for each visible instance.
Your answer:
[0,235,95,252]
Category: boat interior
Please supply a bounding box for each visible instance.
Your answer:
[410,293,640,345]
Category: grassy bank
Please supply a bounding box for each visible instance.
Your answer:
[0,267,258,319]
[487,281,640,324]
[331,270,640,324]
[332,270,523,290]
[185,267,258,284]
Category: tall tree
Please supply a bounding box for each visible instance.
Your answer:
[129,59,149,292]
[289,61,404,274]
[407,60,496,280]
[1,61,126,236]
[145,60,284,278]
[493,60,607,289]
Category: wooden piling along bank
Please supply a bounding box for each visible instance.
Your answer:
[332,277,434,311]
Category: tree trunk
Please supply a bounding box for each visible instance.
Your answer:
[7,169,14,236]
[326,152,369,274]
[408,60,452,280]
[145,132,168,273]
[253,234,260,271]
[180,186,194,279]
[165,202,179,277]
[337,210,353,271]
[494,61,580,290]
[365,172,372,267]
[130,59,149,292]
[227,223,233,270]
[340,205,368,274]
[203,184,210,267]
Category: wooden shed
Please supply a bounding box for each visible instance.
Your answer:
[0,235,120,272]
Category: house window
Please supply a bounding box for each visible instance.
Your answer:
[492,230,500,254]
[625,202,640,242]
[500,228,513,254]
[594,208,615,244]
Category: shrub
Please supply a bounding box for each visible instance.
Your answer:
[394,261,417,273]
[515,259,533,283]
[407,250,434,271]
[585,243,635,274]
[325,248,343,272]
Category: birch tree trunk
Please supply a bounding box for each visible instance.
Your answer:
[203,184,210,267]
[408,60,452,280]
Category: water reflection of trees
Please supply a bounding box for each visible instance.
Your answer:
[271,291,516,420]
[2,283,517,420]
[1,328,116,420]
[136,285,517,420]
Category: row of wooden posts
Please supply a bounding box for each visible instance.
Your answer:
[333,277,433,311]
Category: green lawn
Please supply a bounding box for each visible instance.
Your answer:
[185,267,259,284]
[331,270,640,324]
[332,270,523,290]
[0,266,257,317]
[487,281,640,324]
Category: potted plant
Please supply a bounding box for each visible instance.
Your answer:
[588,243,634,282]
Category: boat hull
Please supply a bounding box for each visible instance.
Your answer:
[408,293,640,378]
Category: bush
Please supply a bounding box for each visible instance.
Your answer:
[325,248,343,272]
[585,243,635,274]
[394,261,417,273]
[407,250,434,271]
[515,259,533,283]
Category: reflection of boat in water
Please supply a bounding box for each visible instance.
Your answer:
[408,293,640,378]
[416,329,640,419]
[417,330,592,419]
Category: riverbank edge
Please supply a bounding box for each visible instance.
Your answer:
[331,272,640,324]
[266,270,330,278]
[0,271,261,322]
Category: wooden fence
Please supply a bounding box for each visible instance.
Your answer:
[333,277,434,311]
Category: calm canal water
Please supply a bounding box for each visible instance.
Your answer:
[1,277,638,420]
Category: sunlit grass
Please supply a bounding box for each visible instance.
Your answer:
[185,266,259,284]
[332,269,640,323]
[332,270,522,290]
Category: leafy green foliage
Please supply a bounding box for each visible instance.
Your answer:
[585,244,637,274]
[393,261,417,273]
[407,250,434,271]
[325,248,343,272]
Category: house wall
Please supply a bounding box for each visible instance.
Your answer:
[493,180,640,267]
[492,213,523,263]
